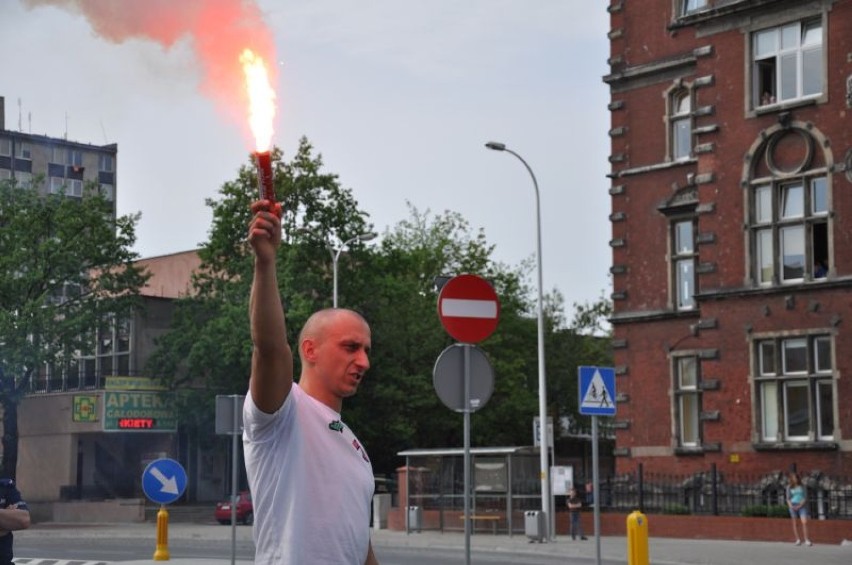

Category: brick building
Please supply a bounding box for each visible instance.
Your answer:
[605,0,852,477]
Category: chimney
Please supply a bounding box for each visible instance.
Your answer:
[0,96,4,131]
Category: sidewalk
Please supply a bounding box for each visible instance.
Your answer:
[16,522,852,565]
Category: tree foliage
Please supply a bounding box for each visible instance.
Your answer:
[0,180,147,477]
[148,139,613,477]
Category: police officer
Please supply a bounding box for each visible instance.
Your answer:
[0,478,30,565]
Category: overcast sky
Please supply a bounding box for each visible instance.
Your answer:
[4,0,611,316]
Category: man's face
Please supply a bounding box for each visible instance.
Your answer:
[313,313,371,399]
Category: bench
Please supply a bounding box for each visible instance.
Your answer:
[459,514,500,534]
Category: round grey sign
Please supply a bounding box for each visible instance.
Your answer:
[433,344,494,413]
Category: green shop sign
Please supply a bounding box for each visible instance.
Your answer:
[103,390,177,432]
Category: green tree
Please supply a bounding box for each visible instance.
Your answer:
[344,205,541,472]
[147,138,374,447]
[0,180,147,478]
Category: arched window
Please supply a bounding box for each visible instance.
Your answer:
[747,126,829,285]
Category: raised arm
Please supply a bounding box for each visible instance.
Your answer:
[248,200,293,414]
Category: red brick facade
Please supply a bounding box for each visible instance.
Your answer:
[605,0,852,479]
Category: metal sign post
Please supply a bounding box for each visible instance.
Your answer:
[435,274,500,565]
[578,366,616,565]
[216,394,246,565]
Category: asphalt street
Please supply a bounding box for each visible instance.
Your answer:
[12,521,852,565]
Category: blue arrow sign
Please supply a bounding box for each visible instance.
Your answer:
[142,458,187,505]
[578,366,617,416]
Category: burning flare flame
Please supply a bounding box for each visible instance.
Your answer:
[240,48,276,152]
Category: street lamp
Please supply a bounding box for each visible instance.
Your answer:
[329,232,377,308]
[485,140,551,539]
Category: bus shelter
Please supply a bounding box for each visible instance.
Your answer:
[397,446,543,535]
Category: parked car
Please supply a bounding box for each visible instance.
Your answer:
[215,490,253,525]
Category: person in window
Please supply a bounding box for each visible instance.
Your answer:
[566,487,587,541]
[0,478,31,565]
[786,472,812,546]
[813,259,827,279]
[760,91,776,106]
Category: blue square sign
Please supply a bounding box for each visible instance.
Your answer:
[578,366,616,416]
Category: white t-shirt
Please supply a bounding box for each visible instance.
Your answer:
[243,382,375,564]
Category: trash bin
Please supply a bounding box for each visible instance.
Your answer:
[524,510,545,542]
[406,505,422,532]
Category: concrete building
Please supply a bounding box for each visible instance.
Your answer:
[605,0,852,477]
[0,96,117,206]
[2,96,227,518]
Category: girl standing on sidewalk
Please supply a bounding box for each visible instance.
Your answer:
[786,472,812,546]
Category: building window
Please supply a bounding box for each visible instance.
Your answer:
[756,335,834,442]
[49,176,64,195]
[15,142,32,160]
[52,147,65,164]
[0,169,10,182]
[672,219,696,309]
[0,138,10,157]
[100,183,114,201]
[66,149,83,167]
[750,176,827,285]
[682,0,708,15]
[14,171,32,188]
[99,154,114,172]
[753,19,823,108]
[675,356,701,447]
[49,177,83,197]
[669,90,692,161]
[75,315,132,387]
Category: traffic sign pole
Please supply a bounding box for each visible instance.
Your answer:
[593,416,601,565]
[463,344,471,565]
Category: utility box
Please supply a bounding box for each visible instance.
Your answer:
[372,494,391,530]
[524,510,545,542]
[406,505,422,532]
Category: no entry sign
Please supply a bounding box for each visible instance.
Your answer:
[437,274,500,343]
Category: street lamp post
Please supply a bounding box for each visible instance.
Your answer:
[485,141,551,539]
[328,232,377,308]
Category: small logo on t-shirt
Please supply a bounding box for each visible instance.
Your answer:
[328,420,345,433]
[352,439,370,463]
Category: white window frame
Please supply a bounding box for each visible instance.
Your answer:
[669,89,692,161]
[752,18,823,108]
[755,334,834,443]
[672,219,696,310]
[674,356,701,447]
[0,138,11,157]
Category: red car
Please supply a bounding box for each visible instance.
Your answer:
[215,491,253,525]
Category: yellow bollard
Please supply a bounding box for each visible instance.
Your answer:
[153,505,170,561]
[626,509,649,565]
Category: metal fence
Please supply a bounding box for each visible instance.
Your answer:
[596,464,852,520]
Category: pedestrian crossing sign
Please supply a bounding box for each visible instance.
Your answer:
[578,366,616,416]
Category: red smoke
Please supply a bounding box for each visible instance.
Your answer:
[24,0,277,135]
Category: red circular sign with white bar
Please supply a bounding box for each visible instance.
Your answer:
[437,274,500,343]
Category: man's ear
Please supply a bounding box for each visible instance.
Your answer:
[300,338,316,363]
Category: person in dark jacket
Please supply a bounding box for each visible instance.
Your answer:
[0,478,30,565]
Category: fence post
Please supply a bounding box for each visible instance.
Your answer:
[711,463,718,516]
[638,463,644,513]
